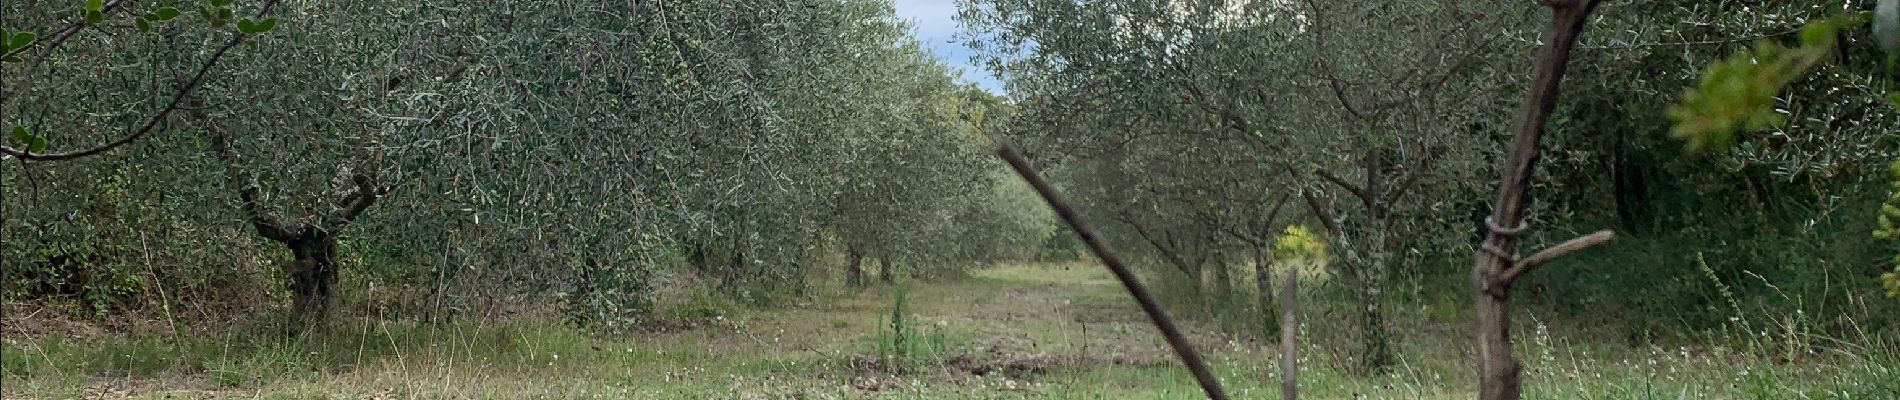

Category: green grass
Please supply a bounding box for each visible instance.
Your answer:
[4,262,1896,399]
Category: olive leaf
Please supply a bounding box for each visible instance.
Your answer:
[10,126,48,153]
[237,17,276,34]
[146,7,182,21]
[6,31,35,51]
[1666,17,1859,154]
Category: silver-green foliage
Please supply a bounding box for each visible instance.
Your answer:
[2,0,1048,329]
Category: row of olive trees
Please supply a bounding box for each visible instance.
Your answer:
[2,0,1053,331]
[959,0,1529,374]
[961,0,1898,385]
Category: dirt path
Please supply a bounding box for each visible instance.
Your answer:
[6,264,1257,399]
[648,263,1204,356]
[622,262,1249,397]
[15,263,1878,399]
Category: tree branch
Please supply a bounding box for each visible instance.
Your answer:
[1198,207,1260,244]
[1497,229,1614,285]
[1119,209,1202,277]
[333,174,380,223]
[1380,147,1446,205]
[1314,168,1369,202]
[994,138,1228,400]
[209,130,295,243]
[0,0,131,106]
[1576,27,1801,51]
[1322,74,1370,121]
[0,0,284,162]
[237,183,297,242]
[1470,2,1604,397]
[1299,191,1339,235]
[1255,192,1293,239]
[1173,79,1256,135]
[1263,192,1292,226]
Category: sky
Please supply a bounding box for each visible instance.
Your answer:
[890,0,1006,94]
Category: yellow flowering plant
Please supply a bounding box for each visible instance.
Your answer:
[1273,225,1332,283]
[1877,161,1900,299]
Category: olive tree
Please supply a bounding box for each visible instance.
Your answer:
[960,0,1529,373]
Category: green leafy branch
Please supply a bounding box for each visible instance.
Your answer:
[1665,15,1860,154]
[134,6,185,33]
[1670,9,1900,300]
[0,28,39,62]
[2,0,282,161]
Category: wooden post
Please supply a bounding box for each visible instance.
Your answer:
[1279,267,1299,400]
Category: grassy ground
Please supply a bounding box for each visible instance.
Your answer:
[4,263,1896,399]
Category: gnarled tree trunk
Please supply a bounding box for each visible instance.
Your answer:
[210,128,385,336]
[285,231,341,331]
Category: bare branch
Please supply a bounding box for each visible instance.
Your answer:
[1199,207,1259,244]
[1299,191,1339,235]
[1381,169,1427,205]
[993,137,1229,400]
[322,170,386,233]
[1295,0,1375,123]
[1322,74,1370,121]
[1173,79,1256,135]
[1380,148,1446,205]
[1263,192,1292,227]
[1498,229,1614,285]
[1117,208,1201,277]
[1248,192,1294,241]
[210,131,296,243]
[1314,168,1369,202]
[237,183,297,242]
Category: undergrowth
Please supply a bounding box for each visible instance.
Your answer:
[3,263,1895,399]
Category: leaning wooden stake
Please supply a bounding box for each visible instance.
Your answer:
[993,138,1230,400]
[1279,267,1299,400]
[1472,1,1611,400]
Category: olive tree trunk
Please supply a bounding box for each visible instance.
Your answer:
[211,129,384,335]
[1253,243,1274,323]
[285,231,341,331]
[878,256,895,284]
[1357,227,1392,375]
[845,245,866,288]
[1214,251,1234,303]
[1472,1,1614,399]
